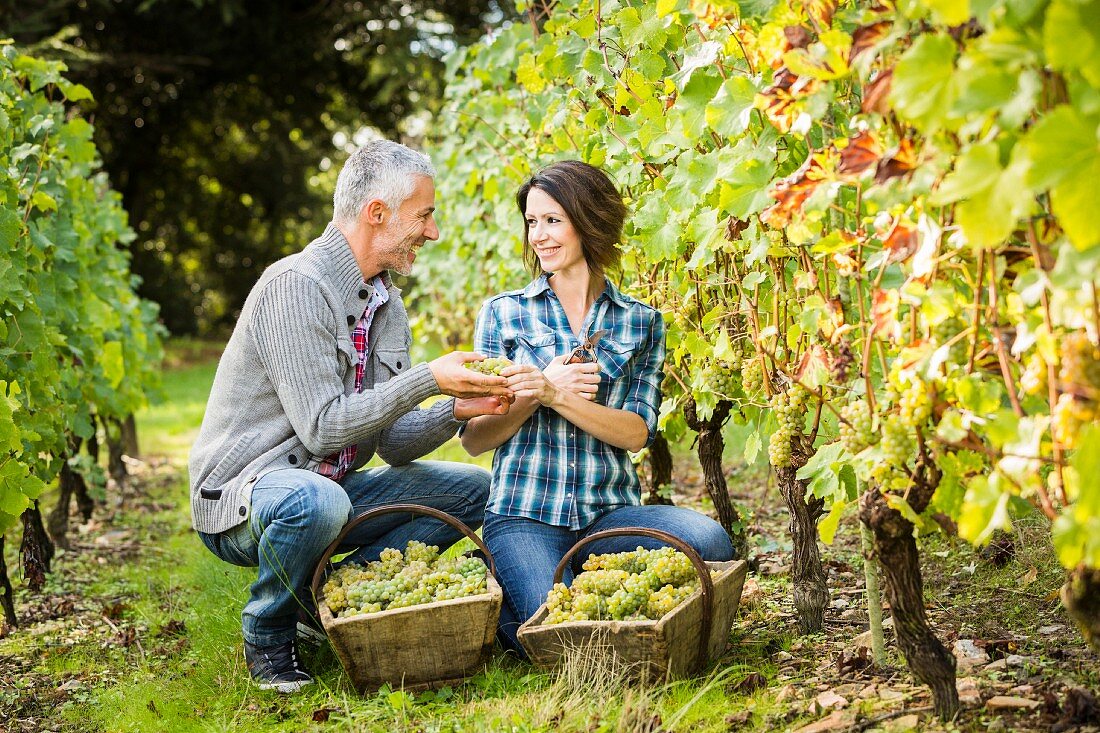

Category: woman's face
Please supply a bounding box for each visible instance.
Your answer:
[525,187,585,274]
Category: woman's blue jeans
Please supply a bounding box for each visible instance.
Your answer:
[197,461,490,647]
[482,506,735,655]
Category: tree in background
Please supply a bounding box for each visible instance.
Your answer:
[4,0,514,335]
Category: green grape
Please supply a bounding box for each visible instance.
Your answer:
[898,380,931,426]
[1020,353,1047,397]
[741,357,764,396]
[704,359,740,397]
[871,415,915,484]
[544,547,704,624]
[839,398,876,454]
[1059,332,1100,400]
[326,540,492,618]
[1052,393,1095,450]
[768,386,807,468]
[465,357,513,375]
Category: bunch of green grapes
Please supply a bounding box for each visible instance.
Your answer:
[544,546,706,624]
[1052,393,1096,451]
[768,385,808,468]
[704,359,740,398]
[838,398,876,454]
[465,357,512,375]
[740,356,765,397]
[1059,332,1100,400]
[1020,352,1047,397]
[323,540,489,618]
[871,414,915,489]
[898,379,932,426]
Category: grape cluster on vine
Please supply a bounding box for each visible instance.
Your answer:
[543,546,706,623]
[1047,334,1100,450]
[740,357,764,397]
[323,540,489,617]
[465,357,512,375]
[838,398,876,454]
[871,414,915,489]
[768,384,808,468]
[704,357,740,398]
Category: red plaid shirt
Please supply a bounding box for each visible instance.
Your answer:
[314,276,388,481]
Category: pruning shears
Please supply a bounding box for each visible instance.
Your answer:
[566,328,608,364]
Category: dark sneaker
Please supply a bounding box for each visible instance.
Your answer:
[244,640,314,693]
[296,606,326,646]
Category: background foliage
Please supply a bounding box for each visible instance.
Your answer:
[3,0,516,335]
[0,43,163,537]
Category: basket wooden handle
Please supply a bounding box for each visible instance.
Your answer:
[309,503,496,601]
[552,527,715,666]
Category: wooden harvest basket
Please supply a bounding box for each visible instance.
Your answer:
[516,527,748,680]
[309,504,502,693]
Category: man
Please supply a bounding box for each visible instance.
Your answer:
[189,140,512,692]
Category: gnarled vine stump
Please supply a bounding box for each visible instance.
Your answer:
[775,436,828,634]
[860,458,958,721]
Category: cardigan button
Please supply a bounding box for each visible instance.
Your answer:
[288,454,298,465]
[238,506,247,516]
[347,315,356,326]
[396,361,402,369]
[358,288,369,299]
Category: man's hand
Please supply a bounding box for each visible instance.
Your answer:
[429,352,512,398]
[543,355,601,401]
[453,395,513,421]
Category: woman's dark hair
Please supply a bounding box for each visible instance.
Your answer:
[516,160,628,277]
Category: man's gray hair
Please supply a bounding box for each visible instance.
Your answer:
[332,140,436,226]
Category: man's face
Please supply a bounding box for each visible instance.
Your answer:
[377,176,439,276]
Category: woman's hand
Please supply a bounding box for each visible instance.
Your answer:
[543,355,601,401]
[504,363,559,406]
[505,356,601,406]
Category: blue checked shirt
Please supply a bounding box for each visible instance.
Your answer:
[472,275,665,529]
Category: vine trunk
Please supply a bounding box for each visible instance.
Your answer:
[861,484,959,720]
[1061,564,1100,653]
[683,397,746,559]
[775,442,828,634]
[0,535,15,628]
[19,502,54,593]
[643,432,674,506]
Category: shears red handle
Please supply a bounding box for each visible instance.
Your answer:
[566,328,608,364]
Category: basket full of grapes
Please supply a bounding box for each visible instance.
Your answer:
[308,504,502,693]
[516,528,748,679]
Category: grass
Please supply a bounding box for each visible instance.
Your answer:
[2,338,1097,732]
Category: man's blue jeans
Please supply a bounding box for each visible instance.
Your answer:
[482,506,735,655]
[197,461,490,647]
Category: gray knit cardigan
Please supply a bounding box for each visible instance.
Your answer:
[189,224,460,534]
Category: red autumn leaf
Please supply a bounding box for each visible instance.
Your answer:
[760,157,826,228]
[849,21,891,63]
[875,137,918,183]
[759,67,820,133]
[860,69,893,115]
[871,289,901,342]
[837,130,882,179]
[726,217,749,241]
[883,218,919,264]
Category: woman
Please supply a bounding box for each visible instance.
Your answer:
[461,160,734,653]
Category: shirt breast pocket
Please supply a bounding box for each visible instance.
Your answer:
[511,332,558,369]
[598,337,639,382]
